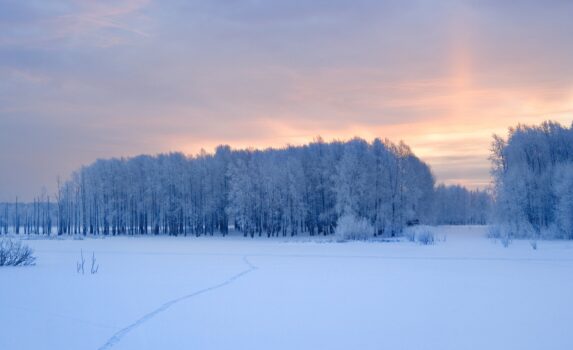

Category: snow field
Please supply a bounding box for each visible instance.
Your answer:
[1,226,573,350]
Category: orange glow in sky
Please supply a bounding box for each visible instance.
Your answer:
[1,1,573,200]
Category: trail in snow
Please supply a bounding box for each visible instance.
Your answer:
[97,256,257,350]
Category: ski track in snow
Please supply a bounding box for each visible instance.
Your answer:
[97,255,258,350]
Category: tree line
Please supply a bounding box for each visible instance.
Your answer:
[0,195,54,235]
[2,137,491,238]
[6,121,571,240]
[433,185,490,225]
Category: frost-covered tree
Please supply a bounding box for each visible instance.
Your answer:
[0,200,56,235]
[491,120,573,238]
[51,137,479,238]
[334,138,435,238]
[554,163,573,239]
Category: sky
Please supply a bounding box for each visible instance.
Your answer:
[1,0,573,201]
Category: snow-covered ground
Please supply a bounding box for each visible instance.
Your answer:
[1,226,573,350]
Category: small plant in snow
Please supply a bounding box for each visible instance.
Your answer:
[0,239,36,266]
[91,252,99,274]
[77,249,99,274]
[404,226,435,245]
[77,249,85,274]
[530,240,538,250]
[487,225,502,239]
[335,214,374,241]
[487,225,513,247]
[500,235,512,248]
[404,229,416,242]
[416,230,435,245]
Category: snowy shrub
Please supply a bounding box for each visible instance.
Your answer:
[403,225,435,245]
[530,240,538,250]
[416,230,435,245]
[77,249,99,275]
[487,225,502,239]
[335,214,374,241]
[500,235,512,248]
[487,224,517,247]
[0,239,36,266]
[404,229,416,242]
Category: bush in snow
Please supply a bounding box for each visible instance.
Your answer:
[487,225,502,239]
[488,223,542,246]
[416,230,435,245]
[404,225,435,245]
[500,235,512,248]
[404,229,416,242]
[335,214,374,241]
[0,239,36,266]
[488,225,513,247]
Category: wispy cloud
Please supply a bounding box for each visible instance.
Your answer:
[1,0,573,200]
[0,0,150,48]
